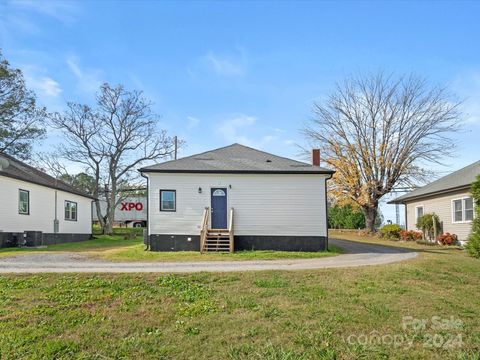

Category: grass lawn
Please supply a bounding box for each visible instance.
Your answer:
[100,244,342,262]
[0,232,479,359]
[0,230,342,261]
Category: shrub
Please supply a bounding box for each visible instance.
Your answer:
[400,230,423,242]
[416,213,441,241]
[379,224,402,239]
[328,204,365,229]
[436,232,458,246]
[466,175,480,258]
[466,229,480,258]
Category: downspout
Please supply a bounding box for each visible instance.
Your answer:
[53,177,59,246]
[325,174,332,251]
[91,200,94,239]
[140,172,150,251]
[404,202,408,230]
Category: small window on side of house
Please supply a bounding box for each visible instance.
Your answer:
[19,189,29,215]
[65,201,78,221]
[464,197,474,222]
[160,190,176,211]
[452,197,474,223]
[453,199,463,222]
[415,206,424,220]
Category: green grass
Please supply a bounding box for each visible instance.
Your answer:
[100,244,342,262]
[0,233,342,261]
[0,235,140,257]
[0,235,479,359]
[92,224,145,236]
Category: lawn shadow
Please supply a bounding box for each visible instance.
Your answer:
[329,237,463,256]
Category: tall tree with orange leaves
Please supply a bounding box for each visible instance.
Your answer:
[304,72,461,232]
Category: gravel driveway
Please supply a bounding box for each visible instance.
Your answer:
[0,239,417,273]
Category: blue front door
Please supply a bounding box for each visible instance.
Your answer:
[211,188,227,229]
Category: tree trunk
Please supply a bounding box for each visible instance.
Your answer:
[103,193,115,235]
[363,205,378,233]
[104,216,113,235]
[94,198,106,231]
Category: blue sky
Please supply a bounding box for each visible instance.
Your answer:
[1,0,480,223]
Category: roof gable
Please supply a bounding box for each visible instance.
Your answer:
[389,160,480,203]
[0,152,95,199]
[139,143,334,174]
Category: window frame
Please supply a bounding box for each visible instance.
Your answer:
[414,205,424,223]
[18,189,30,215]
[64,200,78,221]
[451,197,474,224]
[160,189,176,212]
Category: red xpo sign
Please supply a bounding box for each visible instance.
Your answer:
[120,202,143,211]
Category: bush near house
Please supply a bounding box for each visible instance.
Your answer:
[436,232,458,246]
[328,204,366,229]
[416,213,441,241]
[466,175,480,258]
[379,224,402,240]
[399,230,423,242]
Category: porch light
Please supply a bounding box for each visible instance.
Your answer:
[198,187,202,194]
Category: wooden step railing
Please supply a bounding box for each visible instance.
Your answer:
[200,207,234,253]
[199,207,209,253]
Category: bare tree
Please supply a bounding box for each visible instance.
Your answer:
[0,51,46,159]
[50,83,177,234]
[303,72,461,232]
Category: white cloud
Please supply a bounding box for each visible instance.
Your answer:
[217,114,256,144]
[215,114,281,149]
[205,53,244,76]
[66,56,103,93]
[25,75,61,97]
[202,48,247,77]
[187,116,200,129]
[9,0,80,24]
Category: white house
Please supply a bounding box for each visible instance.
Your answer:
[139,144,334,252]
[389,160,480,242]
[0,152,94,247]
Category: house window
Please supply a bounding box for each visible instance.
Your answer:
[160,190,176,211]
[415,205,424,221]
[452,197,474,223]
[65,201,78,221]
[465,197,474,221]
[19,189,29,215]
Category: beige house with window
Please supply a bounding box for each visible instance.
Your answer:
[389,161,480,242]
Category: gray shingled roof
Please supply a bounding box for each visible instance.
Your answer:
[0,152,96,199]
[139,143,334,174]
[389,160,480,204]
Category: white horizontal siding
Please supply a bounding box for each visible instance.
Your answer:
[0,176,92,234]
[406,189,473,240]
[146,173,328,237]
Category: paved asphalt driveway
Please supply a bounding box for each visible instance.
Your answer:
[0,239,417,273]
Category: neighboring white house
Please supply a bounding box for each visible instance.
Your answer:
[0,152,94,247]
[139,143,334,252]
[389,160,480,242]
